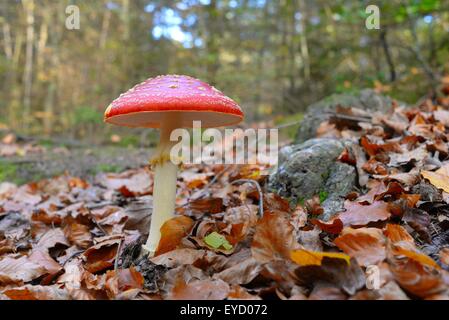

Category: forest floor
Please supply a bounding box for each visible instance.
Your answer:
[2,88,449,300]
[0,142,151,185]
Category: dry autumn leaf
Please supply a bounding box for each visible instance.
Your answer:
[290,249,351,266]
[167,278,230,300]
[388,243,445,298]
[251,211,298,263]
[421,164,449,193]
[333,200,391,227]
[334,228,386,267]
[83,238,120,273]
[155,215,194,256]
[0,255,46,284]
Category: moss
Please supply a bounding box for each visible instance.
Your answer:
[0,161,18,183]
[319,190,329,203]
[89,163,122,175]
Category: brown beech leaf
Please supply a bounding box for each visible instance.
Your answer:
[0,255,46,283]
[31,209,62,225]
[151,249,208,268]
[117,267,144,291]
[290,249,351,266]
[337,148,356,166]
[332,200,391,227]
[263,193,290,212]
[308,284,347,300]
[387,243,445,298]
[83,239,120,273]
[360,136,401,157]
[384,223,415,246]
[213,257,262,285]
[155,215,194,256]
[29,249,62,276]
[167,278,230,300]
[64,221,92,249]
[2,285,69,300]
[421,164,449,193]
[311,218,343,235]
[36,228,69,251]
[104,267,144,298]
[56,259,84,290]
[188,197,224,215]
[362,158,388,175]
[334,228,386,267]
[251,211,298,263]
[228,285,261,300]
[294,257,365,296]
[96,169,152,197]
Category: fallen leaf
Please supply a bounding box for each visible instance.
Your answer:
[29,249,62,276]
[421,164,449,193]
[155,215,194,256]
[64,221,92,249]
[294,257,365,295]
[384,223,415,246]
[213,257,261,285]
[333,200,391,227]
[228,285,261,300]
[36,228,69,251]
[2,285,69,300]
[334,228,386,266]
[0,255,46,283]
[308,285,347,300]
[311,218,343,235]
[168,278,230,300]
[151,249,208,268]
[290,249,351,266]
[388,243,445,298]
[203,232,233,251]
[83,239,120,273]
[188,197,224,214]
[251,211,298,263]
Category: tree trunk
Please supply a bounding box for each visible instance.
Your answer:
[22,0,35,132]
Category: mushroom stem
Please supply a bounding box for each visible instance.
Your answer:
[142,119,180,256]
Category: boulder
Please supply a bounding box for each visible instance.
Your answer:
[269,138,356,220]
[295,89,394,143]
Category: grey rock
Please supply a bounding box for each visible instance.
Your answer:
[295,89,394,143]
[269,138,356,220]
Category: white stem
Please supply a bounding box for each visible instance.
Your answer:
[143,120,179,256]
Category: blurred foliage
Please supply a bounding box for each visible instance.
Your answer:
[0,0,448,142]
[0,161,18,183]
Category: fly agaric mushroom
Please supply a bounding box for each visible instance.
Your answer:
[104,75,243,255]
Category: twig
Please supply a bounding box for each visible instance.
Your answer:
[91,215,108,236]
[114,238,123,271]
[231,179,264,218]
[326,112,372,123]
[275,120,303,129]
[62,250,84,267]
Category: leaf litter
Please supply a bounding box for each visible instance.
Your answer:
[3,91,449,300]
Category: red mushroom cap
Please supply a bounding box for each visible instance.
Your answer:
[104,75,243,128]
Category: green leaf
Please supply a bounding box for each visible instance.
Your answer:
[319,190,328,203]
[204,232,233,251]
